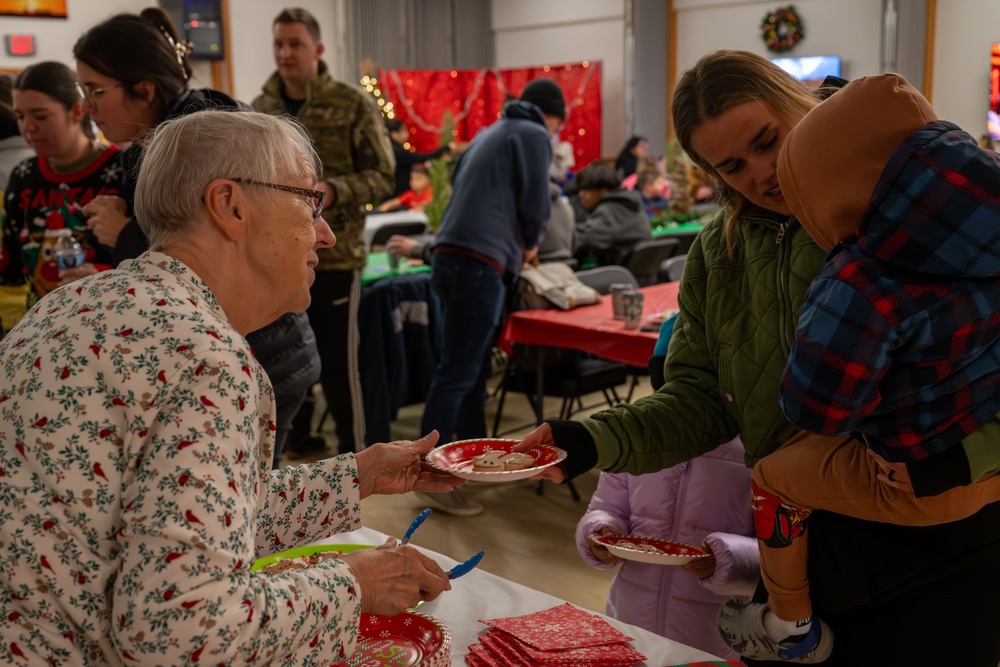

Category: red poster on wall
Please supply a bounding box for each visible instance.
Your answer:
[378,61,602,169]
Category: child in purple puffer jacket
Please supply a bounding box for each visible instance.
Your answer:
[576,315,761,659]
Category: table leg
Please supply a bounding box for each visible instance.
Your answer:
[534,346,546,426]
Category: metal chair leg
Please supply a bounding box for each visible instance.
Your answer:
[491,378,509,438]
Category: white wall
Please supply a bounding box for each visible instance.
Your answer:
[492,0,627,159]
[0,1,147,69]
[674,0,882,81]
[930,0,1000,137]
[9,1,995,148]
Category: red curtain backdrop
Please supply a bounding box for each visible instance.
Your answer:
[378,61,602,169]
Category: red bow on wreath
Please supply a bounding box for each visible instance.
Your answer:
[761,5,804,53]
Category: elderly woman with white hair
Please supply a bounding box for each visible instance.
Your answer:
[0,109,463,666]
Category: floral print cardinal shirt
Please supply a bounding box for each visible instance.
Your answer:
[0,252,365,666]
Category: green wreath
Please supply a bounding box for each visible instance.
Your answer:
[761,5,804,53]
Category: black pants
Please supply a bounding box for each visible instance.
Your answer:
[744,502,1000,666]
[304,269,364,454]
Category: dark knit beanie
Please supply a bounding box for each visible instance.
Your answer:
[519,78,566,119]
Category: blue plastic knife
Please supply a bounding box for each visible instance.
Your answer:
[401,507,432,545]
[448,550,485,579]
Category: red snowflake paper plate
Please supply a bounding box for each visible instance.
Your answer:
[595,534,708,565]
[333,611,451,667]
[425,438,567,482]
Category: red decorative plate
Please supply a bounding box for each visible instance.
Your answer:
[425,438,567,482]
[594,534,708,565]
[332,611,451,667]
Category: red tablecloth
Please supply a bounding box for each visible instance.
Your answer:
[499,282,680,368]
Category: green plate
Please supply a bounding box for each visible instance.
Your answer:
[250,543,373,573]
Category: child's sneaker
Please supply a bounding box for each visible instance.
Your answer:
[717,599,834,663]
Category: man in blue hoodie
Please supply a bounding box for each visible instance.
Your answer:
[417,79,565,515]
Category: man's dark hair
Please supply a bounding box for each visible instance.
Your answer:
[575,161,620,191]
[386,119,404,134]
[274,8,321,42]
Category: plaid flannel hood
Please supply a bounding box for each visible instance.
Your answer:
[777,73,1000,462]
[779,73,1000,277]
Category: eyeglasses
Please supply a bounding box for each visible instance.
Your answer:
[79,82,122,107]
[232,178,327,222]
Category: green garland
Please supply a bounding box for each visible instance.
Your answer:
[761,5,803,53]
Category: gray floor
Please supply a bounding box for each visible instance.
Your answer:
[281,370,656,614]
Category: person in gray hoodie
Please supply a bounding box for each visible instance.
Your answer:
[574,161,652,266]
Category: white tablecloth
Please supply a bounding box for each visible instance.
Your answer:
[321,527,721,667]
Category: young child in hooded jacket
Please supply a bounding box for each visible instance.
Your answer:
[577,314,760,659]
[717,73,1000,662]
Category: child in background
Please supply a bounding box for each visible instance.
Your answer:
[719,73,1000,662]
[376,163,433,212]
[635,169,671,217]
[577,314,761,659]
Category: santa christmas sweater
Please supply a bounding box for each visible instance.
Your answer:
[1,145,121,298]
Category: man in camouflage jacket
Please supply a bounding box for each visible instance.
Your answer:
[253,8,394,456]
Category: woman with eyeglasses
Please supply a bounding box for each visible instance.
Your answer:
[0,108,466,666]
[0,61,118,311]
[74,7,322,467]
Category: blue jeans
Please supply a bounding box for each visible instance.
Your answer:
[421,253,506,441]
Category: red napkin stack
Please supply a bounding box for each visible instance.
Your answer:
[465,603,648,667]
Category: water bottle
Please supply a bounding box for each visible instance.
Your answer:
[54,230,85,270]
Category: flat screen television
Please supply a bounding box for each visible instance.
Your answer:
[989,43,1000,141]
[158,0,225,60]
[770,55,841,90]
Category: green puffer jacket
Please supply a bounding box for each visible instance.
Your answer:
[582,208,826,472]
[252,61,395,271]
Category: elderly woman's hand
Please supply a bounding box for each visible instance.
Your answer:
[339,544,451,615]
[82,195,130,248]
[354,431,466,498]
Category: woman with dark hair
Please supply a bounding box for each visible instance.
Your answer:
[574,160,651,266]
[1,61,118,304]
[521,50,1000,665]
[74,7,320,467]
[73,6,246,263]
[614,134,648,180]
